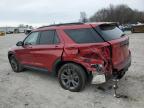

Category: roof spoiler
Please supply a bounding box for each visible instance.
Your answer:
[98,22,119,27]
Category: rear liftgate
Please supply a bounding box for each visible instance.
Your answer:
[90,23,128,98]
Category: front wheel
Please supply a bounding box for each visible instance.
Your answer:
[9,55,24,72]
[58,63,87,92]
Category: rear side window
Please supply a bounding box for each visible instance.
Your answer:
[64,28,104,43]
[96,24,125,41]
[39,30,59,44]
[53,33,60,44]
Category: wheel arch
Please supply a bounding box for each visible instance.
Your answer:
[53,60,89,78]
[8,51,15,61]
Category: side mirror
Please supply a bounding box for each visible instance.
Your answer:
[16,41,23,46]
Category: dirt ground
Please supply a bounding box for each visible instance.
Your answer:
[0,33,144,108]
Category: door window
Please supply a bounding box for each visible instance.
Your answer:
[39,30,60,44]
[24,32,39,45]
[53,32,60,44]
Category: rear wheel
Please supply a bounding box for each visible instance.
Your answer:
[9,55,24,72]
[58,63,87,92]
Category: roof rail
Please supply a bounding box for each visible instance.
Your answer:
[38,22,84,28]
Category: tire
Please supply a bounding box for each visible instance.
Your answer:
[9,55,24,72]
[58,63,87,92]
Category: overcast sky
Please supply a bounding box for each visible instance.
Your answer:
[0,0,144,27]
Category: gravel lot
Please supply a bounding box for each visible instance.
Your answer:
[0,33,144,108]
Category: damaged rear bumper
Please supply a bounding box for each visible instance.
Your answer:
[91,54,131,84]
[91,73,106,84]
[90,64,107,84]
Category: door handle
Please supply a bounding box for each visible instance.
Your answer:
[23,45,32,48]
[26,46,32,48]
[55,45,59,48]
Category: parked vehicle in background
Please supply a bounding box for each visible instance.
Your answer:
[120,24,132,32]
[0,27,16,34]
[119,25,124,32]
[0,26,32,34]
[24,29,32,35]
[131,24,144,33]
[0,31,5,36]
[8,22,131,92]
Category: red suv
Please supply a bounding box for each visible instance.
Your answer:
[8,22,131,92]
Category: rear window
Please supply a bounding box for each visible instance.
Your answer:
[96,24,125,41]
[64,28,104,43]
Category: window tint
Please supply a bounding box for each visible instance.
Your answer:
[39,30,54,44]
[64,28,104,43]
[96,24,125,41]
[53,32,60,44]
[24,32,39,45]
[39,30,59,44]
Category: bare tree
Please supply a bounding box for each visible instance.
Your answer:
[79,12,88,23]
[89,4,144,24]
